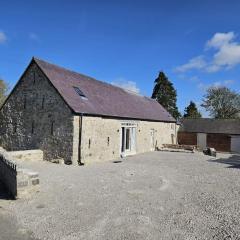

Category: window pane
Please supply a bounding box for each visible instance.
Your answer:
[121,127,125,152]
[126,128,130,150]
[73,86,86,98]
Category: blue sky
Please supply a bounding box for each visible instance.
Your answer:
[1,0,240,116]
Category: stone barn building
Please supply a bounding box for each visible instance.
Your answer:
[178,118,240,153]
[0,58,177,164]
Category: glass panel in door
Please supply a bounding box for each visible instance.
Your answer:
[125,128,131,150]
[121,127,125,152]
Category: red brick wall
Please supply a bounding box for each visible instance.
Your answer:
[178,132,197,146]
[178,132,231,152]
[207,133,231,152]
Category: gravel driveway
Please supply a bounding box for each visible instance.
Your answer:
[1,151,240,240]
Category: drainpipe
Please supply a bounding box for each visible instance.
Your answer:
[78,114,84,165]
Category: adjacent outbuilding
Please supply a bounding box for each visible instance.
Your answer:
[178,118,240,153]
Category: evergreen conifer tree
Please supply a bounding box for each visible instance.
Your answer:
[183,101,202,118]
[152,72,181,119]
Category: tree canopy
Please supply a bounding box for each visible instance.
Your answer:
[183,101,202,118]
[201,87,240,119]
[152,71,181,119]
[0,79,8,107]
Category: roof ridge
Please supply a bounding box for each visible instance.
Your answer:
[33,56,102,82]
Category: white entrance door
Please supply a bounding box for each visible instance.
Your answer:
[121,127,136,156]
[231,136,240,153]
[197,133,207,149]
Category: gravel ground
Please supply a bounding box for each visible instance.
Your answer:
[1,151,240,240]
[0,182,38,240]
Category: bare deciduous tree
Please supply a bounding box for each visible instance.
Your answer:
[201,87,240,119]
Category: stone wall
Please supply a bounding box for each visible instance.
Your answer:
[7,149,43,162]
[0,62,74,163]
[75,116,177,164]
[0,149,40,198]
[136,120,176,153]
[72,116,80,165]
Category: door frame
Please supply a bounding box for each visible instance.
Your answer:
[120,122,137,157]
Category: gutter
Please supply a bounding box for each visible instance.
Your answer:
[74,112,176,123]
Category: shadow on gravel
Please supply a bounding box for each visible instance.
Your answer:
[208,154,240,169]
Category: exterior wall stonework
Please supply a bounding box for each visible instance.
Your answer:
[72,116,80,165]
[0,63,74,163]
[77,116,177,164]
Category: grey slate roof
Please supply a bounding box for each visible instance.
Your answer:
[34,58,175,122]
[179,118,240,135]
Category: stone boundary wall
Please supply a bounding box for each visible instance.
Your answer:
[0,152,17,197]
[162,144,197,151]
[0,149,40,199]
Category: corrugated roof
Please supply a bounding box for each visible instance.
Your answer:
[179,118,240,135]
[34,58,175,122]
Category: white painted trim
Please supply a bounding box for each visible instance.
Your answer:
[120,123,137,157]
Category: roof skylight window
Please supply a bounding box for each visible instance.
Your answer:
[73,86,87,99]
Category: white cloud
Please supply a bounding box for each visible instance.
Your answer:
[0,31,7,44]
[189,76,200,82]
[206,32,235,49]
[175,56,206,72]
[111,78,140,94]
[205,64,221,73]
[197,79,235,91]
[29,33,39,41]
[176,31,240,73]
[212,42,240,69]
[224,79,235,85]
[177,74,201,83]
